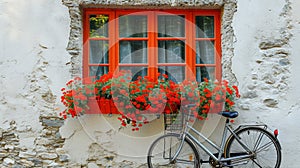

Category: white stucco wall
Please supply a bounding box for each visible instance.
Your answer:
[0,0,299,167]
[233,0,300,167]
[0,0,70,142]
[0,0,71,166]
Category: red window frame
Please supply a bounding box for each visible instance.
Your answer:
[83,9,221,81]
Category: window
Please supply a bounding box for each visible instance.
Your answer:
[83,9,221,82]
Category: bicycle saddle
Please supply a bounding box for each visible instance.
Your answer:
[219,111,239,118]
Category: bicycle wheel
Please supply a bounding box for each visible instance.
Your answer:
[147,133,200,168]
[224,127,281,168]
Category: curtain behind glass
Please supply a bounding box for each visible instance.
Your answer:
[158,41,185,63]
[158,15,185,37]
[196,41,215,64]
[119,41,147,64]
[119,15,147,38]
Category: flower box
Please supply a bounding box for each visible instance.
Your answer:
[60,71,240,131]
[85,97,119,114]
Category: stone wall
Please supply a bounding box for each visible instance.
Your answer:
[232,0,300,166]
[0,0,300,167]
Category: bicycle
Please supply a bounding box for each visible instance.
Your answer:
[147,104,282,167]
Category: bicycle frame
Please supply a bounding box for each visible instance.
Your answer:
[171,117,261,166]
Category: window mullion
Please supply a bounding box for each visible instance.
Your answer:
[109,11,116,73]
[115,11,120,72]
[215,12,222,81]
[83,10,90,78]
[148,11,157,79]
[186,12,195,80]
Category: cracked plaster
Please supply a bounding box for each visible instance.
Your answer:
[60,0,238,166]
[0,0,299,167]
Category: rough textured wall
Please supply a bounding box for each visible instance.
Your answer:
[232,0,300,167]
[0,0,299,167]
[60,0,238,167]
[0,0,71,167]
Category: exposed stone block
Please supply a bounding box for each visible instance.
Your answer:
[259,39,287,50]
[87,162,99,168]
[3,132,17,139]
[20,159,35,167]
[19,151,37,158]
[41,118,64,127]
[35,137,52,146]
[263,99,278,108]
[27,158,43,166]
[0,153,8,158]
[12,164,26,168]
[3,158,15,166]
[38,153,58,160]
[59,154,70,162]
[56,148,66,155]
[279,58,290,66]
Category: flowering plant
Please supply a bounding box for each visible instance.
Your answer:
[60,71,240,131]
[195,79,240,120]
[60,77,95,119]
[112,72,180,131]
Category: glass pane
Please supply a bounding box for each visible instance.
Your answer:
[90,66,109,77]
[89,15,109,38]
[90,40,109,64]
[196,16,214,38]
[158,15,185,37]
[119,41,148,64]
[158,41,185,63]
[158,66,185,83]
[119,15,147,38]
[119,67,148,81]
[196,67,215,82]
[196,41,215,64]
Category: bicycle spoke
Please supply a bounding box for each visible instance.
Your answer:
[255,141,273,153]
[225,127,281,168]
[254,131,264,151]
[147,133,199,168]
[252,159,263,168]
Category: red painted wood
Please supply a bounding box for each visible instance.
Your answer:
[83,9,222,81]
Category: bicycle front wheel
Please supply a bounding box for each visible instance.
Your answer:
[224,127,281,168]
[147,133,200,168]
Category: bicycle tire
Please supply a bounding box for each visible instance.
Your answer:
[224,127,281,168]
[147,133,200,168]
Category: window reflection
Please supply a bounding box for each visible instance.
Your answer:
[89,15,109,38]
[196,16,214,38]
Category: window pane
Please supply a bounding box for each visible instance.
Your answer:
[196,16,214,38]
[90,40,109,64]
[119,15,147,38]
[196,41,215,64]
[158,41,185,63]
[158,66,185,83]
[90,66,109,77]
[89,15,109,38]
[196,66,215,82]
[119,67,148,81]
[119,41,148,64]
[158,15,185,37]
